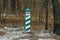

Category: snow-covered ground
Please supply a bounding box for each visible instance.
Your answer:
[0,30,32,40]
[0,31,22,40]
[38,39,56,40]
[0,29,56,40]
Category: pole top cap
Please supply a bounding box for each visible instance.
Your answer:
[25,8,31,12]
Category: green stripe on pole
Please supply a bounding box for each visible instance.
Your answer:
[26,23,30,26]
[26,27,30,31]
[26,18,30,22]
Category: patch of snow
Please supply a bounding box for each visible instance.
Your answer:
[38,38,56,40]
[19,39,30,40]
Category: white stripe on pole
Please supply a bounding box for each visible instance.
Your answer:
[26,12,30,15]
[25,25,30,29]
[26,20,30,24]
[26,30,30,32]
[26,16,30,20]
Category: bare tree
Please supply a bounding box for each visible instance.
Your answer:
[11,0,16,12]
[0,0,2,22]
[3,0,8,9]
[42,0,49,30]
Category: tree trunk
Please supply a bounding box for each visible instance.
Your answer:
[43,0,49,30]
[52,0,60,35]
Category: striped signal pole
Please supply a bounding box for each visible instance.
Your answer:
[25,8,31,32]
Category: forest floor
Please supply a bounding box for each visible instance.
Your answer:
[0,28,60,40]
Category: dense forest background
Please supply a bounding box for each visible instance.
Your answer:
[0,0,60,32]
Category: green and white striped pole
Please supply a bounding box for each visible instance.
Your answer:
[25,8,31,32]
